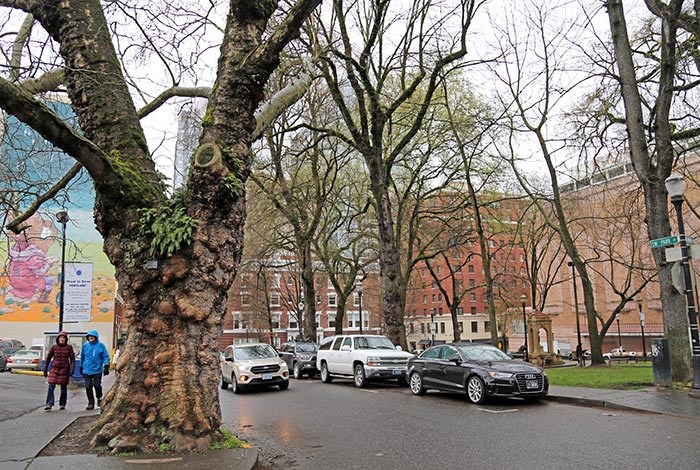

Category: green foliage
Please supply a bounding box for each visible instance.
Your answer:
[138,199,199,257]
[210,427,246,449]
[158,442,172,452]
[108,150,162,203]
[116,451,137,457]
[223,174,245,198]
[546,363,653,389]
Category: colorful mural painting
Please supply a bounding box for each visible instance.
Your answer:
[0,98,115,345]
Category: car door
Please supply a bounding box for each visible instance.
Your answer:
[337,337,354,375]
[221,346,235,381]
[439,345,465,391]
[327,336,345,373]
[419,346,443,388]
[278,343,292,369]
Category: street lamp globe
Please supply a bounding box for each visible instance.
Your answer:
[665,172,686,199]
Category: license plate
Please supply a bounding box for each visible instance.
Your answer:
[526,380,539,389]
[262,373,273,380]
[392,369,403,376]
[17,360,28,364]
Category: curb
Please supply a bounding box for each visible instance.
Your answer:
[543,394,662,415]
[10,369,44,376]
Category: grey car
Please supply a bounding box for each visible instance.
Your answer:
[278,341,319,379]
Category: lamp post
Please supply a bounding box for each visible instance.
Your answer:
[356,282,363,334]
[297,301,304,340]
[430,309,435,346]
[56,211,69,332]
[665,172,700,390]
[615,314,622,348]
[568,261,584,366]
[520,294,529,362]
[637,299,647,361]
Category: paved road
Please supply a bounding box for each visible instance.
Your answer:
[220,377,700,470]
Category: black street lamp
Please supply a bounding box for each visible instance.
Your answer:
[568,261,584,366]
[615,314,622,348]
[430,309,435,346]
[297,300,304,340]
[356,282,363,334]
[56,211,69,332]
[665,173,700,391]
[637,299,647,361]
[520,294,529,362]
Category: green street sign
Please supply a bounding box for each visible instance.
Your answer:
[650,236,679,248]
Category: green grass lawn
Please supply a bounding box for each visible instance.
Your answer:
[546,362,654,389]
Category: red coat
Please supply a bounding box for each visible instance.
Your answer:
[45,343,75,386]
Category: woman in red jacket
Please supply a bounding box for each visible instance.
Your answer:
[43,331,75,411]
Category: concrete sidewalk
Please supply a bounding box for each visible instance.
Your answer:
[546,384,700,418]
[2,371,258,470]
[4,371,698,469]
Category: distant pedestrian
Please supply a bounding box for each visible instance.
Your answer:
[80,330,110,410]
[43,331,75,411]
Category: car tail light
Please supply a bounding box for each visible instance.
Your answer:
[32,358,39,364]
[7,357,13,363]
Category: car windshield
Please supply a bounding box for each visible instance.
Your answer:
[458,345,510,361]
[355,336,397,350]
[235,345,277,360]
[13,350,40,357]
[296,343,318,353]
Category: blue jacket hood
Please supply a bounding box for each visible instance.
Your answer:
[86,330,100,340]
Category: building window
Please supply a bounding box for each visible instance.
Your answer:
[456,307,463,315]
[287,275,293,285]
[432,294,436,302]
[458,322,463,333]
[470,293,476,302]
[316,313,321,327]
[271,314,280,329]
[233,313,245,329]
[423,295,427,304]
[328,315,336,328]
[328,293,337,306]
[468,265,475,273]
[470,307,477,315]
[240,293,250,306]
[471,321,478,333]
[469,279,475,287]
[438,307,443,316]
[289,317,298,330]
[354,294,361,307]
[438,293,443,301]
[437,266,442,274]
[269,293,281,307]
[409,323,415,333]
[484,321,490,332]
[421,323,425,334]
[440,322,445,334]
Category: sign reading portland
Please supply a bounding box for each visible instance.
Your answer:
[63,262,93,322]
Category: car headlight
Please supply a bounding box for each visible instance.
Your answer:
[367,356,381,366]
[488,371,513,379]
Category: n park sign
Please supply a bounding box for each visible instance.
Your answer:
[650,236,679,249]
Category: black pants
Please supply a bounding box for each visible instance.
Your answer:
[46,382,68,407]
[83,373,103,405]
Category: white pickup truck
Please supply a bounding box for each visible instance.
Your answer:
[316,334,414,388]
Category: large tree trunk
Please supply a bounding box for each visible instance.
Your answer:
[607,0,692,381]
[2,0,321,453]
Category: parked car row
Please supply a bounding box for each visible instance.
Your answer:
[219,334,549,404]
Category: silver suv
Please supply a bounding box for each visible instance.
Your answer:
[316,335,413,388]
[220,343,289,393]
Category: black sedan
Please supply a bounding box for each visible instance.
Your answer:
[407,343,548,404]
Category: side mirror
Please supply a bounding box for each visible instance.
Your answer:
[447,354,462,364]
[396,345,403,351]
[341,345,352,352]
[225,356,234,362]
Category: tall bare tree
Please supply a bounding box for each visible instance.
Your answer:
[309,0,483,348]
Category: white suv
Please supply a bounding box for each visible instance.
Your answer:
[220,343,289,393]
[316,335,413,388]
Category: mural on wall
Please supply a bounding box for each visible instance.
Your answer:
[0,99,115,324]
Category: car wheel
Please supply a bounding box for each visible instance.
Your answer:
[409,372,426,395]
[279,380,289,390]
[466,375,487,404]
[231,374,241,394]
[293,362,302,379]
[221,375,229,389]
[353,364,368,388]
[320,362,333,383]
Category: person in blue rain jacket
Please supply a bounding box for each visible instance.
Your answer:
[80,330,110,410]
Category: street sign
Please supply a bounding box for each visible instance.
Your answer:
[665,245,700,262]
[430,322,437,334]
[651,236,678,248]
